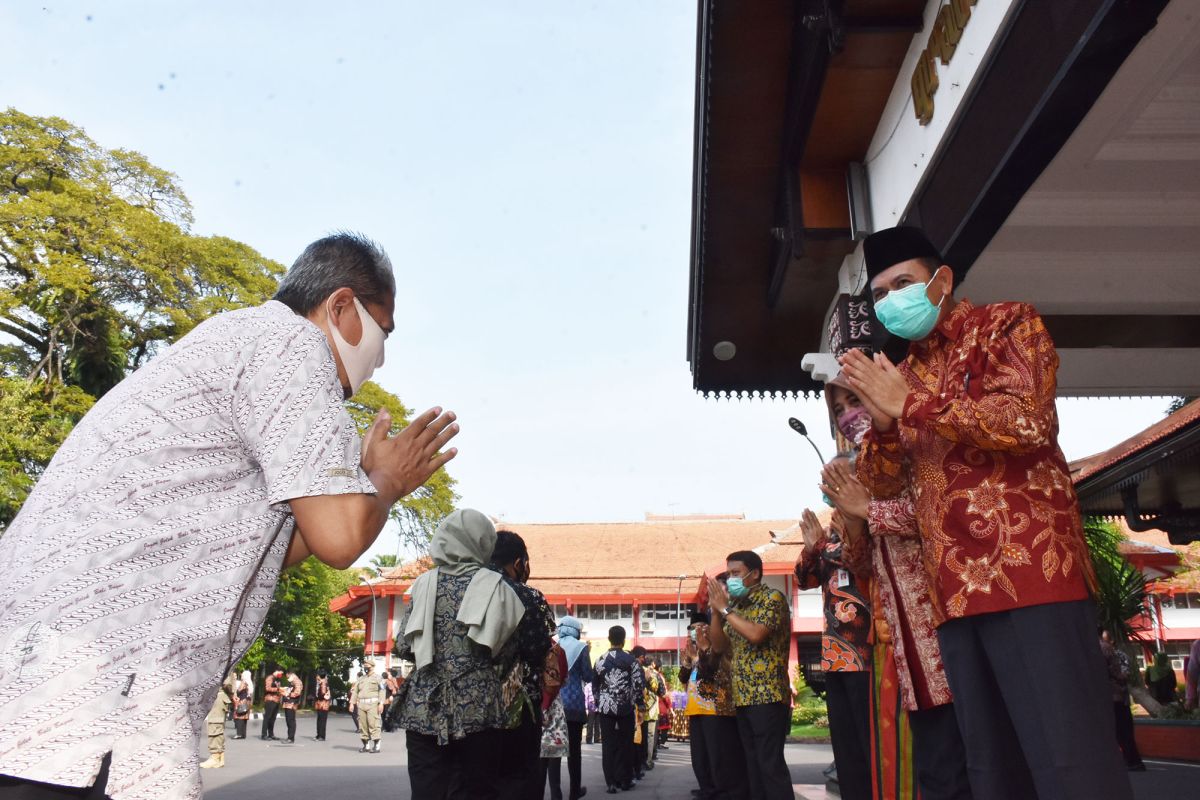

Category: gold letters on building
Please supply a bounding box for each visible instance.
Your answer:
[911,0,978,126]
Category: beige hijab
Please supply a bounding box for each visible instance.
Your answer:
[403,509,525,670]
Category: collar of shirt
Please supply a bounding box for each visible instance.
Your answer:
[928,297,975,345]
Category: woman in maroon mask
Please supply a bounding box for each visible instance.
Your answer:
[818,372,972,800]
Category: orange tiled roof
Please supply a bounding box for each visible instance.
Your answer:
[1071,399,1200,484]
[361,515,789,601]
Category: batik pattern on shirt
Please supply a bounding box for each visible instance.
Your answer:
[694,651,736,716]
[558,651,595,722]
[593,649,644,716]
[867,497,952,711]
[395,572,511,744]
[493,573,555,725]
[0,301,376,800]
[857,300,1095,623]
[725,584,791,706]
[795,518,872,674]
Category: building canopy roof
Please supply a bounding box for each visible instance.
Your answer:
[1072,399,1200,544]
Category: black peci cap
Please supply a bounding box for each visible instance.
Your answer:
[863,226,943,280]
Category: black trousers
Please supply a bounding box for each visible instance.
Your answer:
[908,703,973,800]
[496,708,543,800]
[1113,699,1144,767]
[824,673,871,800]
[689,716,717,797]
[284,707,296,740]
[234,718,248,738]
[734,702,792,800]
[406,728,503,799]
[691,714,749,800]
[635,719,652,771]
[586,711,600,743]
[315,710,329,739]
[566,720,585,797]
[598,713,635,788]
[937,599,1133,800]
[541,757,563,800]
[261,700,279,738]
[0,753,111,800]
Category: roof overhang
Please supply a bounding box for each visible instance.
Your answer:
[1074,400,1200,544]
[328,582,410,618]
[689,0,925,396]
[688,0,1196,397]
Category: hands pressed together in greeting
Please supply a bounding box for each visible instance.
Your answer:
[838,348,910,431]
[820,459,870,522]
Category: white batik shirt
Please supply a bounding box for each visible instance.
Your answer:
[0,301,376,799]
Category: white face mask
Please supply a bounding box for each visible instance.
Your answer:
[328,296,385,395]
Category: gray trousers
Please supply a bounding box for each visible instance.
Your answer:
[937,599,1133,800]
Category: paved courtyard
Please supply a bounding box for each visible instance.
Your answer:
[199,714,1199,799]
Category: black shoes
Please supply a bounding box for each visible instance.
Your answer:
[606,788,618,795]
[359,743,370,753]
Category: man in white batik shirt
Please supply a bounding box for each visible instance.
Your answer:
[0,233,461,800]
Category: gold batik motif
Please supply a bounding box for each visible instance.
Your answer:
[857,300,1095,623]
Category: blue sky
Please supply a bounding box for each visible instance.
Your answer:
[3,2,1173,565]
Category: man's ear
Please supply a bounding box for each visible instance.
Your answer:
[936,265,954,298]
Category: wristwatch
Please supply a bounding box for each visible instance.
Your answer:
[722,605,734,618]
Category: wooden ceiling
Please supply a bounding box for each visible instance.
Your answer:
[689,0,925,395]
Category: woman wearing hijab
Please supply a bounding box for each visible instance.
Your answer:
[819,374,970,800]
[556,615,595,799]
[396,509,526,799]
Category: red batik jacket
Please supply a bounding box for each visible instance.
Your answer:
[857,300,1096,623]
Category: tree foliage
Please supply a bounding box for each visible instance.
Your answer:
[0,108,285,527]
[368,553,400,578]
[345,381,458,550]
[0,108,283,390]
[0,109,459,697]
[237,559,362,701]
[0,109,458,543]
[1085,518,1149,644]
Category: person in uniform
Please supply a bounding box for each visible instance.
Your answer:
[200,676,234,769]
[261,669,283,740]
[313,669,332,742]
[281,669,304,744]
[352,658,386,753]
[233,670,253,740]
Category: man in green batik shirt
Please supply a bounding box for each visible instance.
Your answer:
[708,551,792,800]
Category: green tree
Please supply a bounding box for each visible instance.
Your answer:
[1083,518,1170,716]
[237,559,362,703]
[0,377,93,527]
[1167,397,1196,416]
[1086,518,1149,643]
[368,553,400,578]
[0,108,283,527]
[345,382,458,550]
[0,109,459,541]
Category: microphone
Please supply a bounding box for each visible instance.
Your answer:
[787,417,827,466]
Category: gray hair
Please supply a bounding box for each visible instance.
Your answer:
[274,231,396,315]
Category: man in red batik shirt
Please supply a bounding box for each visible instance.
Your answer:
[839,226,1132,800]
